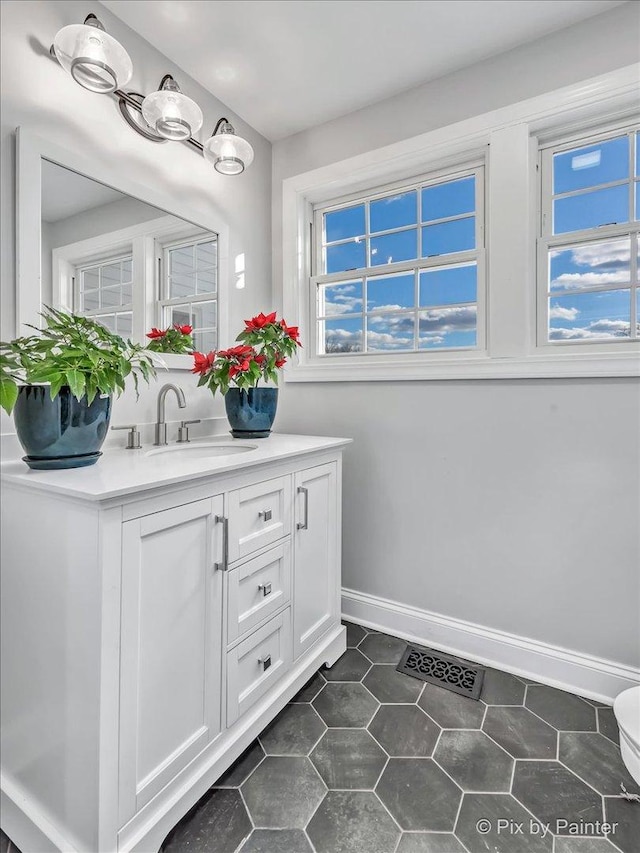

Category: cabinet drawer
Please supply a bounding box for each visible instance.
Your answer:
[227,542,291,645]
[228,476,292,562]
[226,609,291,725]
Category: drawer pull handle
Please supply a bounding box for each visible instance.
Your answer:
[258,654,272,671]
[297,486,309,530]
[258,582,272,597]
[214,515,229,571]
[259,509,273,522]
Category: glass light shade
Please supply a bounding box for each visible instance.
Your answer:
[53,23,132,93]
[141,90,203,141]
[203,130,255,175]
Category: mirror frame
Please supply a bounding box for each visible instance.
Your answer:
[15,127,229,364]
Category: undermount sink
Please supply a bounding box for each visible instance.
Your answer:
[146,442,257,460]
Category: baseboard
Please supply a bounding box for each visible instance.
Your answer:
[342,588,640,705]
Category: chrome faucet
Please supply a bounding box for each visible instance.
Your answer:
[154,383,186,446]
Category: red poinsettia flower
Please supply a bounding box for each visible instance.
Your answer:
[174,324,193,335]
[191,351,216,375]
[218,344,255,359]
[275,355,287,368]
[280,319,301,345]
[254,353,266,366]
[244,311,277,331]
[146,327,167,339]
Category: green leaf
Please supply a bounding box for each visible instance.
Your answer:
[0,378,19,415]
[65,369,86,400]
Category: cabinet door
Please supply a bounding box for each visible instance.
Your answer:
[119,496,224,822]
[293,463,339,659]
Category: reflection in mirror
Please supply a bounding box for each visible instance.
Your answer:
[40,160,218,351]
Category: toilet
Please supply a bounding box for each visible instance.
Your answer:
[613,686,640,785]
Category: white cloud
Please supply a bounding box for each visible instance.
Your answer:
[551,271,628,290]
[568,240,629,270]
[366,330,413,349]
[419,306,477,333]
[549,305,579,320]
[549,318,630,340]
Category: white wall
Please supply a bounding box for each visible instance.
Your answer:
[273,3,640,674]
[0,0,272,435]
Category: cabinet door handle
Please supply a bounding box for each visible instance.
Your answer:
[258,654,272,671]
[258,509,272,522]
[258,582,272,597]
[297,486,309,531]
[214,515,228,571]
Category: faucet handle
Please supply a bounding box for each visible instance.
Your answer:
[111,424,141,449]
[177,420,201,443]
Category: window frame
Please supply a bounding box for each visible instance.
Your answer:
[74,251,135,337]
[537,121,639,351]
[310,162,486,359]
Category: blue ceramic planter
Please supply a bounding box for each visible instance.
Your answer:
[224,387,278,439]
[13,385,112,469]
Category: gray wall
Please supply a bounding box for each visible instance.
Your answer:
[273,3,640,668]
[0,0,272,431]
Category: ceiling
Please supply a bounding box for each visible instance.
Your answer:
[41,161,124,222]
[103,0,626,141]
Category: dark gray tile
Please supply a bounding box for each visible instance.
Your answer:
[239,829,314,852]
[310,729,387,790]
[482,706,557,759]
[368,704,440,757]
[259,703,326,756]
[313,681,379,727]
[344,621,367,647]
[481,669,526,705]
[376,758,461,831]
[397,833,467,853]
[241,756,326,829]
[363,665,424,703]
[359,632,407,664]
[307,791,400,853]
[162,788,251,853]
[215,740,265,787]
[525,685,597,732]
[455,793,553,852]
[555,839,620,853]
[419,683,486,729]
[597,707,619,745]
[603,795,640,853]
[559,732,637,795]
[291,671,326,703]
[434,730,513,792]
[512,761,603,833]
[322,648,371,682]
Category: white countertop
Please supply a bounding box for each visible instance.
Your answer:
[0,433,351,502]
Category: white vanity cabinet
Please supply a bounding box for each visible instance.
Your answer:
[0,436,349,853]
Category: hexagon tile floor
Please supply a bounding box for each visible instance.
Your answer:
[2,623,639,853]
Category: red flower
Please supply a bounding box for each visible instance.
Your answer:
[275,356,287,368]
[280,319,301,345]
[244,311,277,331]
[146,327,166,339]
[174,324,193,335]
[218,344,254,359]
[191,351,216,375]
[254,354,266,366]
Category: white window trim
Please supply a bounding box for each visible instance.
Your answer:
[281,65,640,381]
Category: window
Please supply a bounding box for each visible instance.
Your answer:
[160,235,219,353]
[312,166,484,356]
[75,254,134,337]
[539,126,639,346]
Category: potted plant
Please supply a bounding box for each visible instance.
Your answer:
[192,311,300,438]
[146,323,194,354]
[1,307,156,469]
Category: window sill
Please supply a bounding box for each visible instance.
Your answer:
[284,350,640,382]
[149,352,195,372]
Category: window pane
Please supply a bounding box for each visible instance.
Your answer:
[422,217,475,256]
[422,177,475,222]
[169,306,192,328]
[116,312,132,338]
[196,267,217,294]
[367,272,414,311]
[553,184,628,234]
[100,285,123,308]
[326,240,366,274]
[325,205,365,243]
[636,133,640,177]
[635,181,640,221]
[321,317,363,353]
[82,268,99,290]
[553,136,628,195]
[420,263,477,306]
[122,258,133,282]
[318,281,363,317]
[82,290,99,311]
[196,240,217,268]
[97,314,116,333]
[418,306,477,349]
[121,281,133,303]
[370,229,417,266]
[170,245,195,277]
[170,273,197,299]
[101,262,122,287]
[549,290,631,341]
[367,313,414,351]
[193,329,217,352]
[191,300,217,329]
[549,238,630,292]
[370,191,417,233]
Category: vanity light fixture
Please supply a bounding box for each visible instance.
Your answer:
[51,13,132,94]
[50,12,253,175]
[203,118,255,175]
